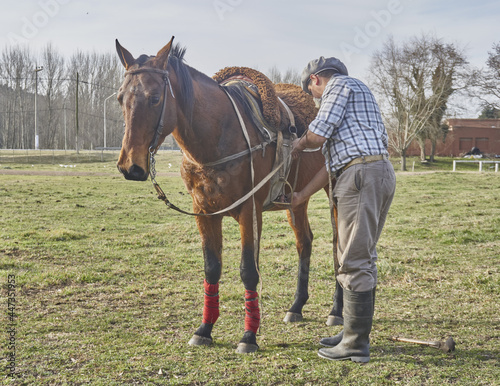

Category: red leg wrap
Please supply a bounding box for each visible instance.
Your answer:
[244,289,260,334]
[202,280,219,325]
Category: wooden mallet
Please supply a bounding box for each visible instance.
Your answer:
[391,336,456,352]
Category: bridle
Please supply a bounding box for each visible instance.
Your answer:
[124,67,179,209]
[124,67,175,157]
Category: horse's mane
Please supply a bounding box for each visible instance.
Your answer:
[171,44,187,61]
[168,44,195,124]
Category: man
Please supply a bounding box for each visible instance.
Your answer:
[291,56,396,363]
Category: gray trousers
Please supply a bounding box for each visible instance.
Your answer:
[333,159,396,292]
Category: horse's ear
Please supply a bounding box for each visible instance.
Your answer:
[155,36,175,70]
[115,39,135,70]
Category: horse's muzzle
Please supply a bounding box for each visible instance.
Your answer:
[118,164,148,181]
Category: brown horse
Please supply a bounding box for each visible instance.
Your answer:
[115,37,333,353]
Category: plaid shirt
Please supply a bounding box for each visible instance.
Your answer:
[309,75,388,173]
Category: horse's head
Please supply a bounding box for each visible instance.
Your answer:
[115,37,177,181]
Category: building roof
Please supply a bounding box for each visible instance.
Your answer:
[447,118,500,130]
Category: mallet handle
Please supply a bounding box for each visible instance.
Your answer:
[391,336,439,348]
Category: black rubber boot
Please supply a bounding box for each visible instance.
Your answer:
[318,289,373,363]
[320,287,375,348]
[319,330,344,348]
[326,279,344,326]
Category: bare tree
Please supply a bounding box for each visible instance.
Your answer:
[0,44,125,150]
[266,66,301,85]
[415,42,469,162]
[40,43,66,148]
[475,43,500,109]
[369,35,469,170]
[0,45,35,149]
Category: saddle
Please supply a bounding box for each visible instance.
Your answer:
[213,67,300,210]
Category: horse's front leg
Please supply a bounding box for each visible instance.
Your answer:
[283,203,313,323]
[236,204,262,354]
[188,215,223,347]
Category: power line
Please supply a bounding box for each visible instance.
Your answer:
[0,76,120,91]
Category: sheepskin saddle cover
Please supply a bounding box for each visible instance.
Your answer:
[213,66,282,130]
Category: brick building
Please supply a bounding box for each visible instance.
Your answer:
[404,119,500,157]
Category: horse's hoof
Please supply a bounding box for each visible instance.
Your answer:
[235,342,259,354]
[326,315,344,326]
[188,334,212,346]
[283,312,303,323]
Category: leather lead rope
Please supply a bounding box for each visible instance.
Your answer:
[150,147,287,217]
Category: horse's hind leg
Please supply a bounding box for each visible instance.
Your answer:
[188,215,223,347]
[236,205,262,354]
[326,279,344,326]
[284,201,344,325]
[283,204,313,323]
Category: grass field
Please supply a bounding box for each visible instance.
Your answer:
[1,151,499,385]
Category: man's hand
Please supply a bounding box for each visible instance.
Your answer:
[291,137,305,160]
[291,131,328,160]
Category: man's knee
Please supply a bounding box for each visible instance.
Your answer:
[337,270,375,292]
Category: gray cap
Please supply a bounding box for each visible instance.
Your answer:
[301,56,348,93]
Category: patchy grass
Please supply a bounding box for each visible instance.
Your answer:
[0,154,499,385]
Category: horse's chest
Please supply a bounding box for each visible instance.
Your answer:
[181,166,238,212]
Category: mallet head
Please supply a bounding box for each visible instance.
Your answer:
[440,337,456,352]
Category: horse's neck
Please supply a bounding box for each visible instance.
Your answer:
[172,70,239,165]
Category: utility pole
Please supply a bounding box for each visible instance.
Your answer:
[75,72,79,153]
[34,65,44,150]
[63,102,67,151]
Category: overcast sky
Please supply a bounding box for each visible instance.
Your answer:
[1,0,499,115]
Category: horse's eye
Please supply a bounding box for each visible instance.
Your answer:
[150,96,161,105]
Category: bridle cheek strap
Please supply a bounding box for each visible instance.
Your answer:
[124,68,175,155]
[149,72,175,155]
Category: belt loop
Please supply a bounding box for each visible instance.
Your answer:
[362,155,366,164]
